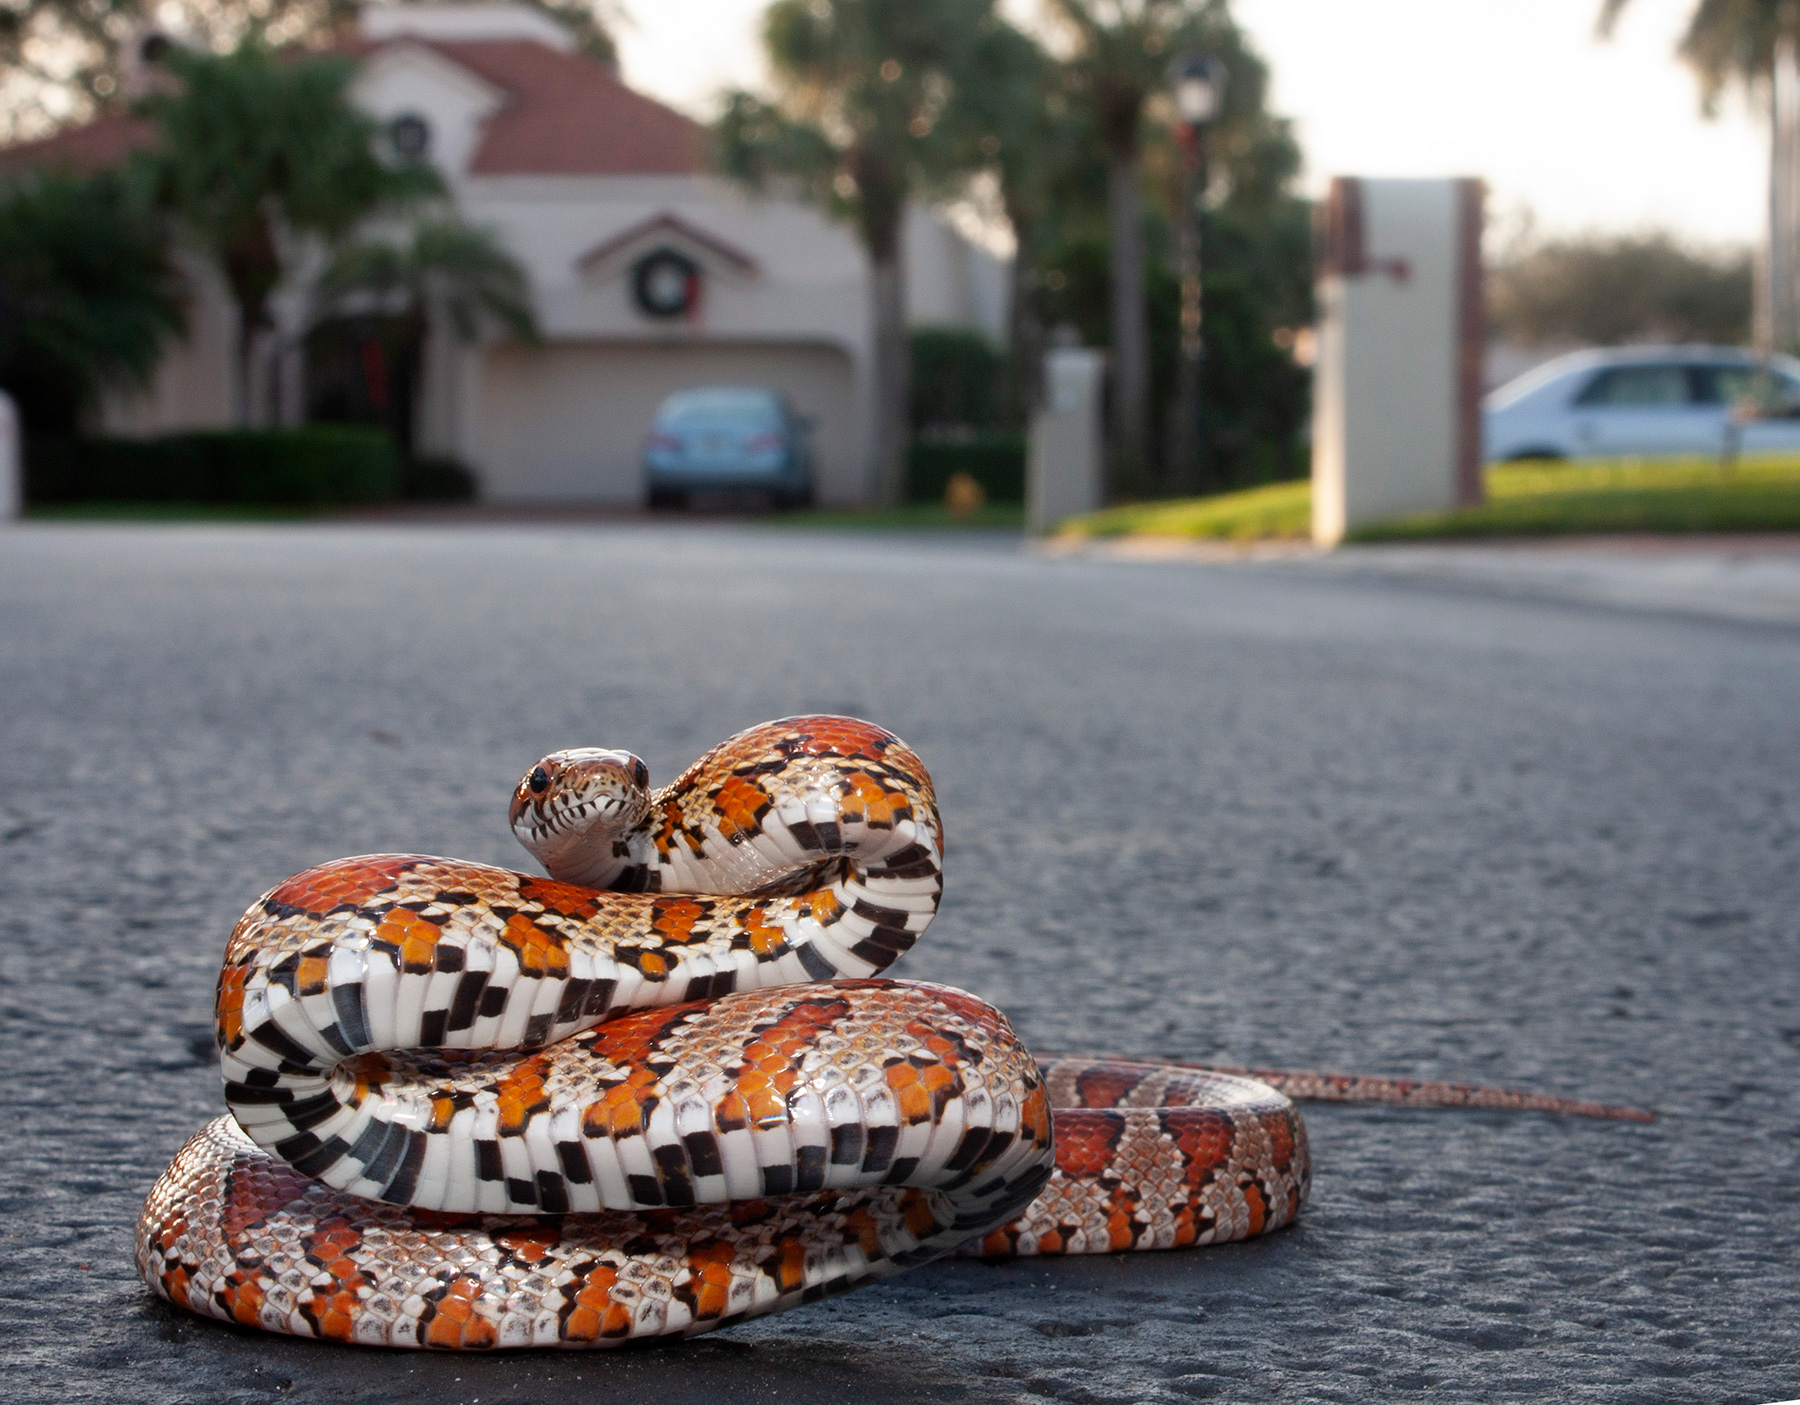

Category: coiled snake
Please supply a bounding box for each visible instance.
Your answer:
[137,716,1646,1349]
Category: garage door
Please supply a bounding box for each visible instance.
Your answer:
[477,340,861,504]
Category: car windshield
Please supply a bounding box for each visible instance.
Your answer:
[656,389,782,428]
[1486,357,1595,411]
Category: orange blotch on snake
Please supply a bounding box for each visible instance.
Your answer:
[214,966,246,1046]
[901,1191,944,1240]
[1243,1183,1267,1238]
[770,1235,806,1293]
[160,1263,191,1306]
[711,776,770,839]
[493,1057,550,1135]
[685,1241,738,1319]
[371,908,444,973]
[650,897,708,945]
[425,1279,496,1350]
[516,873,601,919]
[561,1263,621,1341]
[263,855,413,916]
[804,889,843,925]
[739,907,788,957]
[495,1226,561,1263]
[217,1273,262,1325]
[496,911,569,980]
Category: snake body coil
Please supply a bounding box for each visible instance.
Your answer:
[137,717,1309,1347]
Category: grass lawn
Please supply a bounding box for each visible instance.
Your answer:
[1060,478,1311,540]
[1057,456,1800,542]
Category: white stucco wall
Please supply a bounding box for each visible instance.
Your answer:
[903,206,1009,346]
[350,43,506,184]
[98,247,236,435]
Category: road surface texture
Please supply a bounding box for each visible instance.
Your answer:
[2,523,1796,1405]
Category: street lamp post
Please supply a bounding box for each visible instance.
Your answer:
[1168,53,1225,497]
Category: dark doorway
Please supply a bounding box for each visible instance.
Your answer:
[305,316,421,455]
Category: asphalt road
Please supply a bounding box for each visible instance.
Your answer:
[2,522,1797,1405]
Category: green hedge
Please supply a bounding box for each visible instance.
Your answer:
[400,455,479,502]
[26,426,402,505]
[911,326,1008,433]
[906,435,1026,504]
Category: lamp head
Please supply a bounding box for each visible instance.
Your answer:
[1170,53,1226,126]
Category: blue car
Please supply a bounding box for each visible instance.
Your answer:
[643,387,815,510]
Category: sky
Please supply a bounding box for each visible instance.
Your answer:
[610,0,1767,250]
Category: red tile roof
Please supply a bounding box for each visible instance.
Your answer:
[0,114,155,177]
[359,38,704,176]
[0,38,702,179]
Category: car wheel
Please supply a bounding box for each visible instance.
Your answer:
[647,486,685,511]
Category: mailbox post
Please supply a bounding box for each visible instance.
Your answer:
[0,390,18,521]
[1311,177,1485,545]
[1027,347,1107,534]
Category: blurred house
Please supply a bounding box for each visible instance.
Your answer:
[0,3,1010,505]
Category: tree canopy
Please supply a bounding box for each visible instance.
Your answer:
[137,42,442,421]
[316,217,538,346]
[0,166,184,432]
[0,0,617,142]
[716,0,999,503]
[1490,229,1752,347]
[1598,0,1800,112]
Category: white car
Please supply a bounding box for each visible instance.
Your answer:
[1483,346,1800,461]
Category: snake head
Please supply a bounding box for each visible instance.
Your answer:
[509,748,652,883]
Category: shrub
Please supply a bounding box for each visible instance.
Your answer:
[0,169,184,436]
[25,425,400,505]
[911,327,1008,433]
[401,455,479,501]
[906,434,1025,504]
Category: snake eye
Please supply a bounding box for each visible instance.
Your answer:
[528,765,550,794]
[632,759,648,789]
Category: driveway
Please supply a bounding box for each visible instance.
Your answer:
[2,523,1795,1404]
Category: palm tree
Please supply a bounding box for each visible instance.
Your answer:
[950,18,1069,420]
[316,219,537,346]
[1600,0,1799,107]
[312,217,537,449]
[0,0,616,145]
[1048,0,1228,496]
[716,0,993,506]
[1599,0,1800,347]
[0,166,183,433]
[137,43,440,424]
[0,0,360,140]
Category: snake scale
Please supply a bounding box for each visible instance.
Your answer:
[137,715,1647,1349]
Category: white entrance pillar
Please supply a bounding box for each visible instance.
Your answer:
[0,390,19,519]
[1312,177,1485,545]
[1027,347,1105,533]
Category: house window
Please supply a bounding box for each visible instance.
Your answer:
[1573,364,1691,408]
[389,113,432,162]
